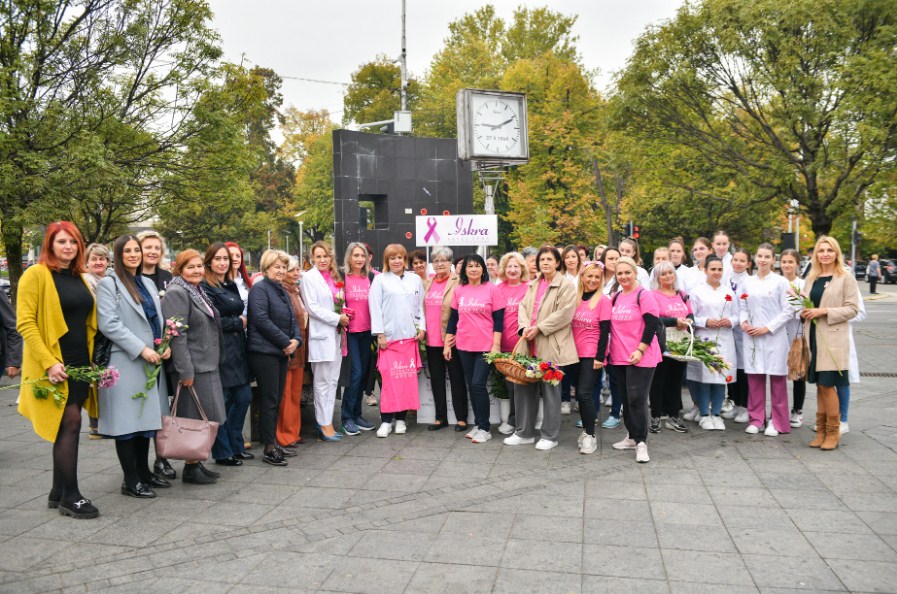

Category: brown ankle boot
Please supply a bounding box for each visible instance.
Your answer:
[809,412,826,448]
[821,415,840,450]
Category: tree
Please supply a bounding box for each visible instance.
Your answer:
[285,109,337,243]
[615,0,897,238]
[342,56,420,127]
[0,0,221,294]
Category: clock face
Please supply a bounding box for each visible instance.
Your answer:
[471,95,523,157]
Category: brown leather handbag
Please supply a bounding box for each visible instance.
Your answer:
[155,385,219,461]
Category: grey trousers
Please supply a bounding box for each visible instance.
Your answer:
[513,379,562,442]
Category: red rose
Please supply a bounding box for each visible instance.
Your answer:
[726,375,733,382]
[539,362,550,371]
[724,294,733,302]
[740,293,748,300]
[335,281,345,289]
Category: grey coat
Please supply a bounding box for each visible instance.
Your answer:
[96,272,168,436]
[162,282,226,424]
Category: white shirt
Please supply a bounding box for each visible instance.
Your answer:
[369,271,426,341]
[687,281,738,385]
[738,273,792,376]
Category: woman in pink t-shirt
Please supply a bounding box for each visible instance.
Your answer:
[422,246,468,432]
[595,256,661,463]
[571,261,608,454]
[494,252,531,435]
[339,242,376,436]
[444,254,504,444]
[648,261,694,435]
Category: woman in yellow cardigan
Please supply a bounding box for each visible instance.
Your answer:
[17,222,99,519]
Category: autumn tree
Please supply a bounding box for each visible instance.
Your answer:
[615,0,897,237]
[342,56,421,127]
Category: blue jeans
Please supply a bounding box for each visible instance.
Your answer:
[609,366,622,418]
[836,384,849,422]
[212,383,252,459]
[343,331,373,422]
[458,350,491,431]
[692,382,726,416]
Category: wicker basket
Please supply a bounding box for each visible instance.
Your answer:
[665,322,701,363]
[494,338,540,385]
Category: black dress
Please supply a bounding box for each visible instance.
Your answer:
[807,276,848,387]
[51,270,94,406]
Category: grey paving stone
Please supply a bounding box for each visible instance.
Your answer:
[500,538,582,573]
[717,504,792,529]
[655,523,737,553]
[581,544,664,579]
[584,498,652,523]
[785,508,873,534]
[802,531,897,561]
[582,575,669,593]
[320,556,419,594]
[440,510,514,537]
[768,488,849,511]
[651,501,723,527]
[493,567,581,594]
[584,478,648,500]
[741,553,846,591]
[645,482,713,504]
[661,550,754,586]
[728,527,817,557]
[583,519,658,549]
[378,514,448,534]
[424,533,506,566]
[510,513,583,543]
[241,551,338,590]
[518,493,585,518]
[708,485,780,507]
[346,529,433,561]
[669,584,759,594]
[0,509,53,537]
[280,486,355,509]
[838,491,897,513]
[405,562,497,594]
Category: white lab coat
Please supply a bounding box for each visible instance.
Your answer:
[302,266,342,363]
[369,271,426,341]
[636,265,651,287]
[674,264,691,291]
[727,270,750,369]
[738,273,792,376]
[687,281,738,384]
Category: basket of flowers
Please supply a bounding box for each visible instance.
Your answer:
[666,335,731,374]
[484,338,565,386]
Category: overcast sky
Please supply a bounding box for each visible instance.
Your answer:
[208,0,683,121]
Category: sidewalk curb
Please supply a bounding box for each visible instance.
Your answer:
[865,293,892,301]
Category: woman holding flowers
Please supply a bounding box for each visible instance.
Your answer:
[303,241,349,441]
[721,249,752,425]
[685,256,737,432]
[163,250,227,483]
[739,243,793,436]
[97,235,171,498]
[17,222,100,518]
[595,256,662,463]
[509,246,576,451]
[779,249,807,426]
[493,251,531,434]
[801,236,859,450]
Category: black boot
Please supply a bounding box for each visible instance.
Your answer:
[154,458,177,480]
[183,463,216,485]
[197,462,220,478]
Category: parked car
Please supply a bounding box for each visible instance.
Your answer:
[853,260,866,280]
[880,259,897,284]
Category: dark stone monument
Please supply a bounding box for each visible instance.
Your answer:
[332,130,474,263]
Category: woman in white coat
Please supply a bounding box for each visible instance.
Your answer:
[686,256,738,430]
[739,243,793,436]
[97,235,171,498]
[302,241,350,441]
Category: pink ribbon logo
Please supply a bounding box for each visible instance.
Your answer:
[424,217,440,244]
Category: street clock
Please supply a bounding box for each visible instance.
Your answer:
[457,89,529,162]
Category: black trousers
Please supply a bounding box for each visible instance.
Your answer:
[649,358,685,418]
[576,358,601,436]
[612,364,655,444]
[248,352,288,447]
[726,368,749,407]
[426,345,469,423]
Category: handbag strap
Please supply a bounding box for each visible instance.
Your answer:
[170,384,210,422]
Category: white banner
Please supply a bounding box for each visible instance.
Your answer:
[415,215,498,247]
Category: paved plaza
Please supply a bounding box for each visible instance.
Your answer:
[1,286,895,594]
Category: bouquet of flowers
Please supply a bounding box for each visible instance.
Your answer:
[135,316,187,415]
[667,335,731,376]
[484,351,565,386]
[3,366,118,408]
[785,283,840,375]
[333,281,346,334]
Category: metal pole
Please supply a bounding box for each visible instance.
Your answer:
[298,222,304,263]
[483,183,495,216]
[400,0,407,111]
[285,234,289,255]
[794,200,800,252]
[267,229,271,251]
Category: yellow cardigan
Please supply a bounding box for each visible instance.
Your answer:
[17,264,98,442]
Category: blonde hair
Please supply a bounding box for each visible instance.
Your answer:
[309,240,342,281]
[343,242,371,276]
[259,249,290,274]
[805,235,846,285]
[498,252,530,282]
[578,261,605,309]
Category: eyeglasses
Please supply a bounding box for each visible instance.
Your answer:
[432,258,449,264]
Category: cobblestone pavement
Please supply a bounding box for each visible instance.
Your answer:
[1,286,895,593]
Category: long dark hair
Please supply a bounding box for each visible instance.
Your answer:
[112,234,144,304]
[459,253,489,285]
[203,242,233,287]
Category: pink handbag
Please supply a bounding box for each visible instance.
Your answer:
[155,385,219,461]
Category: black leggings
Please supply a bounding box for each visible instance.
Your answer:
[426,345,469,423]
[51,380,90,504]
[650,358,686,418]
[726,368,749,407]
[576,359,600,436]
[115,436,154,487]
[792,379,806,412]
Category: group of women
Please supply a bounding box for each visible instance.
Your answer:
[16,221,861,519]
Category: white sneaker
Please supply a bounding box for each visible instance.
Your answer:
[635,442,650,463]
[683,406,700,421]
[498,422,515,435]
[535,439,557,451]
[712,416,726,431]
[840,422,849,435]
[734,407,749,423]
[604,394,613,407]
[721,398,735,413]
[503,433,535,446]
[394,420,407,435]
[721,407,736,419]
[699,416,715,431]
[534,421,542,431]
[376,422,392,438]
[745,424,761,434]
[560,401,572,415]
[471,429,492,443]
[790,411,803,428]
[764,423,779,437]
[613,436,637,450]
[580,434,598,454]
[577,431,588,447]
[465,428,476,439]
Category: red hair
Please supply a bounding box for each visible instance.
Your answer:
[225,241,252,288]
[39,221,86,273]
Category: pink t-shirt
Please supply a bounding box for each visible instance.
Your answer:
[495,281,528,352]
[425,277,449,347]
[652,290,693,320]
[604,288,662,368]
[344,274,372,332]
[451,282,503,352]
[572,294,606,358]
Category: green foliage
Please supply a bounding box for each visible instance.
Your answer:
[342,56,421,127]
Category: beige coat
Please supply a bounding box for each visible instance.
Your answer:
[517,272,578,366]
[804,272,859,372]
[423,274,459,342]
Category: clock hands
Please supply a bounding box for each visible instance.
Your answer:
[478,117,517,131]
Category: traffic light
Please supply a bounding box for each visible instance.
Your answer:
[632,225,640,240]
[853,230,863,244]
